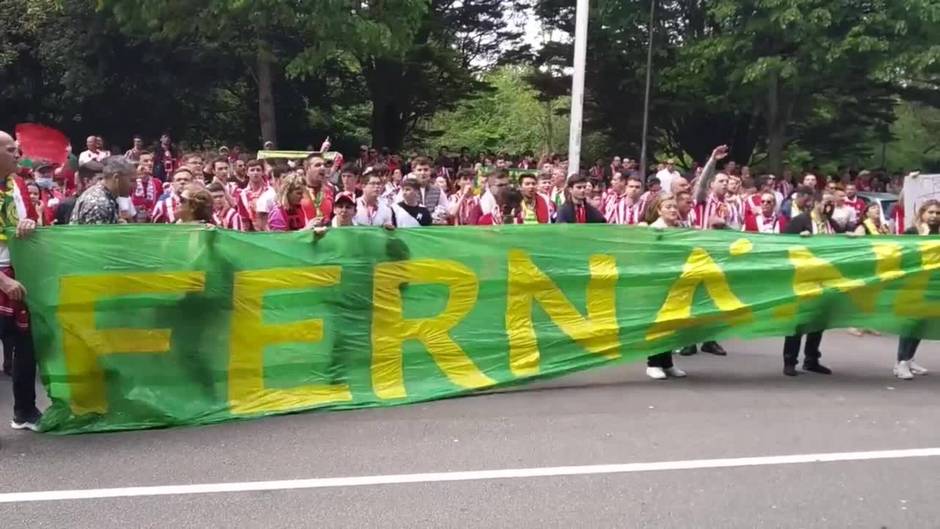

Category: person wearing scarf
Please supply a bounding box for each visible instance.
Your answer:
[893,200,940,380]
[644,194,688,379]
[0,130,41,431]
[518,174,550,224]
[780,189,843,377]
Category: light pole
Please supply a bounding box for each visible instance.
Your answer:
[639,0,656,181]
[566,0,590,178]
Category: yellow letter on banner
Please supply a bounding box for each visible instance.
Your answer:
[59,271,206,415]
[506,251,619,377]
[371,259,493,400]
[788,246,868,309]
[646,248,750,342]
[228,267,352,415]
[896,241,940,318]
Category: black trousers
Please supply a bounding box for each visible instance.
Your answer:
[647,352,674,369]
[0,317,37,416]
[783,331,823,367]
[898,337,921,362]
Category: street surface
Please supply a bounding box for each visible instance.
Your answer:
[1,332,939,528]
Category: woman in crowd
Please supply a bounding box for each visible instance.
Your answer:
[267,173,318,231]
[894,199,940,379]
[854,202,890,236]
[846,202,889,337]
[644,194,688,380]
[176,185,214,225]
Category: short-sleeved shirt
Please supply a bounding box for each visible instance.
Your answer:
[70,184,120,225]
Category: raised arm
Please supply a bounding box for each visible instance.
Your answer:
[693,145,729,204]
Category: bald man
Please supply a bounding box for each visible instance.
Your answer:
[0,131,41,433]
[79,135,107,165]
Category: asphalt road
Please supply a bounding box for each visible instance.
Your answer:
[1,332,939,528]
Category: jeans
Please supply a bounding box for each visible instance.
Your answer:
[647,352,674,369]
[898,337,921,362]
[783,331,823,366]
[0,317,37,416]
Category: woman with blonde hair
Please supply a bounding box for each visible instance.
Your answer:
[644,193,688,380]
[267,173,320,232]
[176,184,214,225]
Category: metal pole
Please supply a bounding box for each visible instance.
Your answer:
[639,0,656,181]
[566,0,590,178]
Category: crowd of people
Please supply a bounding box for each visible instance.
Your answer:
[0,129,936,437]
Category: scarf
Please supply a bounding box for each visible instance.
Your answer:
[863,218,883,235]
[811,211,833,234]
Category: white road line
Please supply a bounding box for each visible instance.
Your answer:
[2,447,939,503]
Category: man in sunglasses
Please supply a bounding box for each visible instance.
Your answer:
[743,192,786,233]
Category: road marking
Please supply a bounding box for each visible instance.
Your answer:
[2,447,939,503]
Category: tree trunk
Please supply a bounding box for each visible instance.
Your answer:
[365,59,407,151]
[766,71,786,175]
[256,42,277,147]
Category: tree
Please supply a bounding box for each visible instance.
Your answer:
[0,0,248,149]
[423,66,569,154]
[102,0,426,146]
[356,0,526,150]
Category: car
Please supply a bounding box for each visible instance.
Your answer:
[857,191,898,227]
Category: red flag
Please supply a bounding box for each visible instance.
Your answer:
[14,123,69,166]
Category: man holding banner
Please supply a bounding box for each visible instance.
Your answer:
[0,131,41,433]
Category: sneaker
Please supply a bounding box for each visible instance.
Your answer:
[783,365,798,377]
[894,361,914,380]
[10,408,42,432]
[803,362,832,375]
[646,367,668,380]
[678,345,698,356]
[664,367,687,378]
[909,361,929,376]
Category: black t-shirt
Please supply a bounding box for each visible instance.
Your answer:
[396,202,432,226]
[54,197,78,225]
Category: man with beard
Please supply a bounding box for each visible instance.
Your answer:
[300,153,335,224]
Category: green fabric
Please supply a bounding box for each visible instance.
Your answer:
[9,224,940,434]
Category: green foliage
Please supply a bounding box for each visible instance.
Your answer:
[422,67,569,155]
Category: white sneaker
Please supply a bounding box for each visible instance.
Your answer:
[646,367,668,380]
[894,361,914,380]
[664,367,687,378]
[910,361,929,376]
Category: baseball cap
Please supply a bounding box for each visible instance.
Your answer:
[335,192,356,207]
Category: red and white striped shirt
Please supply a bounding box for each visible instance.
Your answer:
[151,195,180,224]
[693,193,733,230]
[213,208,243,230]
[603,190,646,225]
[237,183,270,231]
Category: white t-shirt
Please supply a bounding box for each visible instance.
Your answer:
[353,198,394,227]
[256,187,277,215]
[831,205,858,230]
[655,168,681,193]
[78,150,110,165]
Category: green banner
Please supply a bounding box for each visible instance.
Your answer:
[10,225,940,434]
